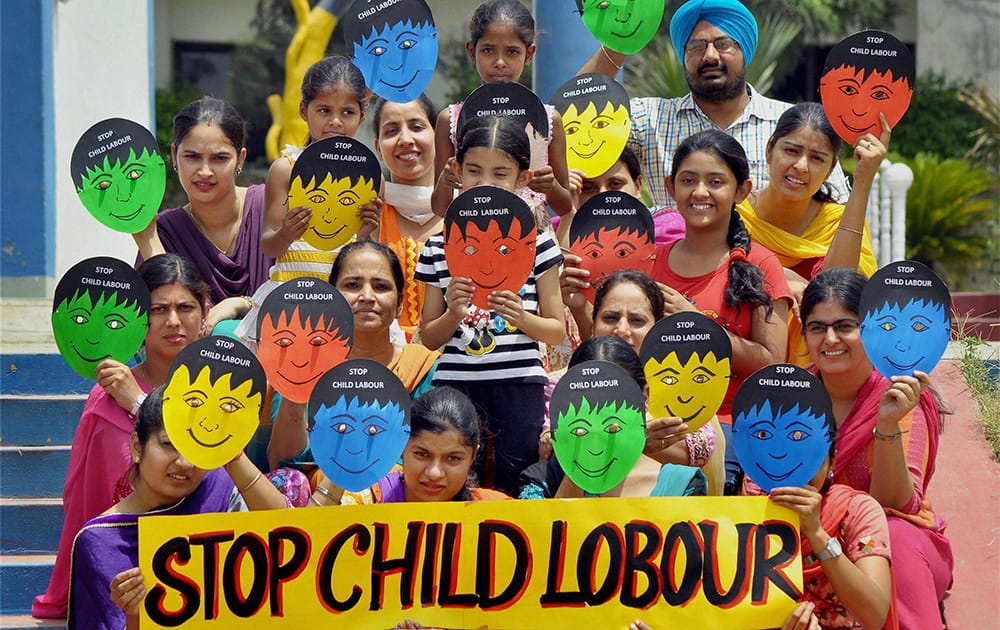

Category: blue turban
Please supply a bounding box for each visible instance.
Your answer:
[669,0,758,66]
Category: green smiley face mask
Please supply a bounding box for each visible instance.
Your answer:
[550,360,646,494]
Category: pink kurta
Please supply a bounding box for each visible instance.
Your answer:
[32,373,150,619]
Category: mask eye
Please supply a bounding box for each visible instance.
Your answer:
[96,179,112,191]
[365,424,385,436]
[127,169,143,180]
[220,398,245,413]
[911,321,929,332]
[399,40,415,50]
[879,322,896,331]
[370,46,386,56]
[334,422,354,434]
[871,90,889,101]
[692,374,710,384]
[72,314,89,325]
[788,429,809,441]
[661,375,678,386]
[308,194,326,204]
[463,244,477,256]
[309,335,328,346]
[839,85,859,96]
[497,244,510,256]
[572,426,588,437]
[275,337,293,348]
[105,315,128,330]
[184,396,205,408]
[753,429,772,440]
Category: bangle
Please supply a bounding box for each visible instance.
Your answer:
[872,426,905,442]
[601,44,623,71]
[128,393,148,420]
[314,484,341,505]
[239,471,262,494]
[309,493,324,506]
[838,225,864,235]
[242,295,258,309]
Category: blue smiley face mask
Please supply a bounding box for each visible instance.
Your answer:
[732,400,833,493]
[860,298,950,378]
[311,395,410,492]
[350,14,438,102]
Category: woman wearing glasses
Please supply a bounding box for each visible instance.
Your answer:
[799,268,952,630]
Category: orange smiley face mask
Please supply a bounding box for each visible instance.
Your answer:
[443,188,537,310]
[820,30,914,145]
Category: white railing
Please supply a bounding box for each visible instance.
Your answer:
[866,159,914,267]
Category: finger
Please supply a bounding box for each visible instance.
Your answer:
[879,112,892,144]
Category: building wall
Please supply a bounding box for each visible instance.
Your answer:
[918,0,999,96]
[52,0,155,285]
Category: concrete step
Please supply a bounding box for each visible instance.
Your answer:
[0,395,86,447]
[0,354,94,396]
[1,498,63,554]
[0,614,65,629]
[0,554,56,617]
[0,299,57,355]
[0,446,70,498]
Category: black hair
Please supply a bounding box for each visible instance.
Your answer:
[289,161,378,195]
[370,94,438,138]
[259,284,352,335]
[137,253,210,313]
[173,97,246,152]
[130,385,166,481]
[823,31,915,88]
[456,115,531,173]
[469,0,535,47]
[330,240,406,304]
[767,102,843,203]
[300,56,368,144]
[409,386,483,501]
[345,0,434,48]
[641,313,733,368]
[592,269,665,323]
[617,146,642,181]
[671,130,773,317]
[71,119,161,189]
[168,339,268,403]
[569,336,646,388]
[800,267,866,324]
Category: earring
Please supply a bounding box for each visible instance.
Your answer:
[172,165,177,172]
[236,167,243,175]
[134,456,140,464]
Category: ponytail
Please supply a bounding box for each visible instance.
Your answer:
[724,210,773,317]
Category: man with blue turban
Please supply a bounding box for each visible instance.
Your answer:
[581,0,848,208]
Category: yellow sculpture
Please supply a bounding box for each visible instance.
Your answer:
[265,0,339,162]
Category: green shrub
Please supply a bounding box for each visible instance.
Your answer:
[891,73,987,160]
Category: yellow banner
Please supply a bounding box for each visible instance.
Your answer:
[138,497,801,629]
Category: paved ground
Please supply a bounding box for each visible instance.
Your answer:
[926,360,1000,629]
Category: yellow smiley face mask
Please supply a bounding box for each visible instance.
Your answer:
[162,364,263,469]
[292,173,377,251]
[645,351,731,432]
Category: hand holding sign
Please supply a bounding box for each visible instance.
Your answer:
[52,257,150,379]
[859,260,951,378]
[732,364,835,493]
[309,359,411,492]
[162,336,267,469]
[71,118,165,233]
[290,136,382,251]
[256,277,354,403]
[550,360,646,494]
[344,0,438,103]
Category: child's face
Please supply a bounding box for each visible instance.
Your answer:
[455,147,529,192]
[578,160,641,207]
[466,20,535,84]
[667,150,750,233]
[820,65,911,144]
[300,85,364,141]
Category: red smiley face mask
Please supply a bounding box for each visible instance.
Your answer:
[570,226,655,303]
[258,308,352,403]
[820,65,912,144]
[444,217,536,310]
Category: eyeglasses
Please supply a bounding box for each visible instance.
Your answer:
[804,319,860,337]
[684,36,739,58]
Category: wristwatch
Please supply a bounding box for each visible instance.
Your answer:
[811,536,843,562]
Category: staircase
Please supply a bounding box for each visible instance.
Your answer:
[1,298,90,629]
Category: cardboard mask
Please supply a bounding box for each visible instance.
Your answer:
[574,0,664,55]
[443,187,537,310]
[162,336,267,469]
[551,73,631,177]
[732,364,834,493]
[550,360,646,494]
[820,30,915,145]
[290,136,382,251]
[640,312,732,433]
[257,277,354,403]
[344,0,438,103]
[70,118,165,233]
[51,257,150,379]
[569,191,654,303]
[309,359,411,492]
[457,81,550,148]
[859,260,951,378]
